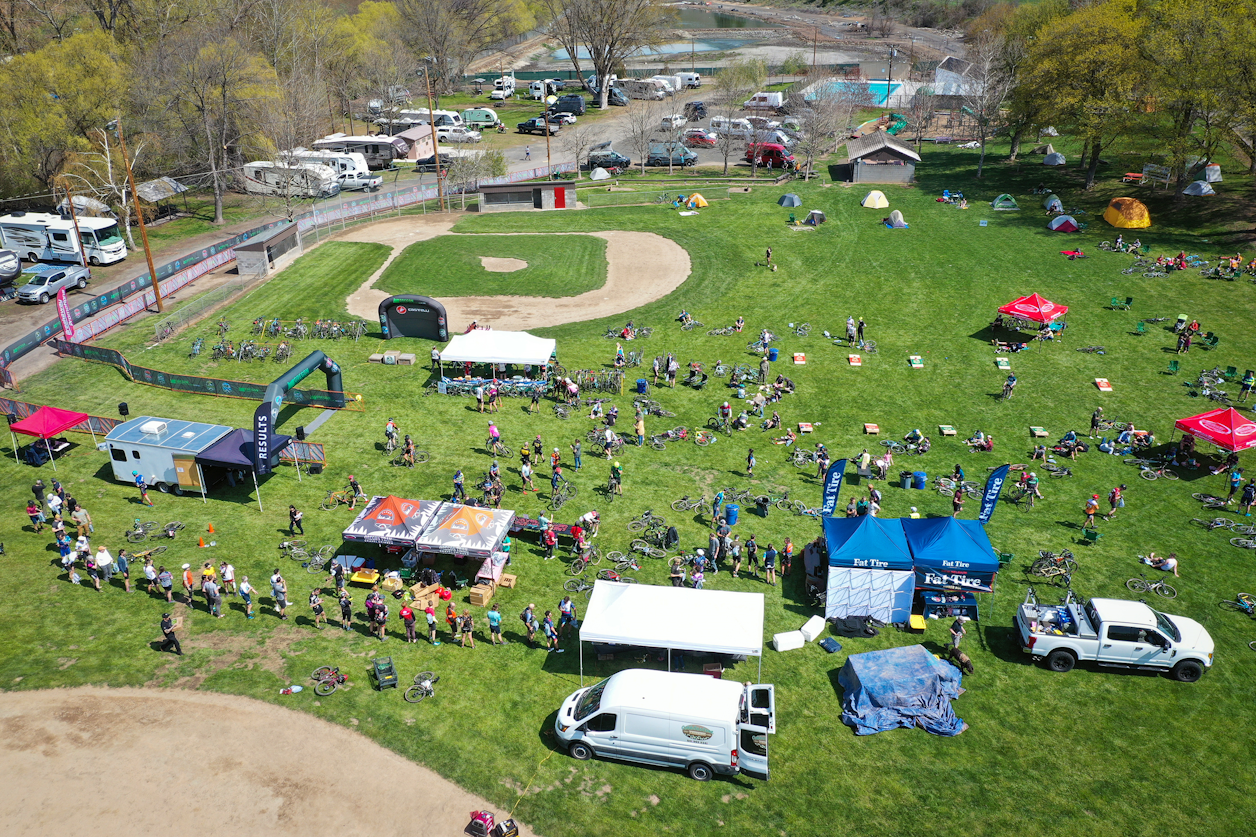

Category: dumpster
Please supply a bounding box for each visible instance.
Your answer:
[912,470,927,490]
[899,471,913,490]
[725,504,740,526]
[767,347,779,361]
[636,378,648,394]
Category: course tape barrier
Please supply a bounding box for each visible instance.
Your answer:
[52,339,364,411]
[0,396,119,435]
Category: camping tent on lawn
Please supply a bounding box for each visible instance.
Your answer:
[589,167,611,181]
[902,517,1000,593]
[1183,181,1215,196]
[991,194,1018,210]
[886,209,908,229]
[9,405,93,470]
[805,209,826,225]
[997,292,1068,325]
[342,495,441,546]
[1103,197,1151,229]
[686,193,708,209]
[822,515,914,623]
[1043,152,1066,166]
[1173,407,1256,453]
[861,190,888,209]
[1199,164,1222,182]
[1047,215,1079,232]
[778,193,802,207]
[414,502,515,559]
[194,428,293,510]
[578,580,765,681]
[838,645,967,736]
[1042,194,1063,212]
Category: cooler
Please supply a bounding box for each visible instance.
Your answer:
[636,378,648,394]
[725,504,740,525]
[912,470,927,489]
[767,347,779,361]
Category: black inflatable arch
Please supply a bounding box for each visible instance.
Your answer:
[378,294,449,341]
[253,350,344,474]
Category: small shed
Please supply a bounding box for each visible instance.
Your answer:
[235,223,302,277]
[478,181,575,212]
[841,132,920,184]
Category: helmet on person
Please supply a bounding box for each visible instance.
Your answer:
[1030,473,1036,478]
[132,470,138,476]
[614,461,620,467]
[554,447,559,453]
[349,475,355,480]
[404,435,411,442]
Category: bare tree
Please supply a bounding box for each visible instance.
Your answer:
[61,128,144,248]
[903,86,935,150]
[622,97,663,176]
[540,0,585,81]
[397,0,530,95]
[962,31,1015,178]
[565,0,674,109]
[559,122,603,179]
[711,59,766,175]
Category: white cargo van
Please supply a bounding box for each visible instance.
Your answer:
[677,71,702,88]
[710,116,754,139]
[744,91,785,111]
[555,669,775,782]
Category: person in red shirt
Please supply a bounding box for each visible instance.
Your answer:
[543,525,557,560]
[570,523,586,556]
[399,604,416,643]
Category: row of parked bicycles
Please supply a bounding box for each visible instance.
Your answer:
[198,339,294,363]
[249,317,370,341]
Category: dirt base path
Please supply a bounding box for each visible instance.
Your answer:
[0,687,535,837]
[339,219,691,330]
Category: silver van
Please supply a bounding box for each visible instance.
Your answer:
[555,669,775,782]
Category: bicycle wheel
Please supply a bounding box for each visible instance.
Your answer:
[695,434,713,447]
[311,666,335,680]
[863,341,877,353]
[413,671,436,685]
[289,548,310,561]
[314,679,338,697]
[1126,578,1150,593]
[567,560,586,576]
[126,530,148,543]
[282,539,308,549]
[147,545,167,555]
[1160,468,1179,480]
[564,579,586,592]
[319,493,339,511]
[1232,525,1256,536]
[604,551,625,564]
[305,557,326,574]
[650,440,666,451]
[1231,538,1256,548]
[415,450,431,464]
[596,569,619,581]
[403,685,428,703]
[1155,583,1177,599]
[1220,600,1250,611]
[629,539,651,552]
[1139,469,1160,481]
[627,519,648,532]
[164,521,185,531]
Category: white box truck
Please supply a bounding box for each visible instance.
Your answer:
[677,71,702,88]
[0,211,127,266]
[555,669,775,782]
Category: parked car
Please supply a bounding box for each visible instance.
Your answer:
[684,101,708,121]
[17,264,90,304]
[683,128,718,148]
[745,142,796,169]
[588,141,630,170]
[546,112,578,126]
[661,113,687,130]
[710,116,754,139]
[0,248,20,288]
[552,94,587,116]
[517,117,560,135]
[646,141,697,167]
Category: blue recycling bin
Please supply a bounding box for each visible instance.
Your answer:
[725,504,740,526]
[912,471,928,490]
[636,378,648,394]
[767,347,779,362]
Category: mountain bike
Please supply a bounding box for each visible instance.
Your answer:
[391,447,431,467]
[568,546,603,576]
[124,520,161,543]
[1075,346,1106,354]
[1138,461,1178,481]
[279,539,309,560]
[596,567,639,582]
[1191,517,1238,531]
[694,430,717,447]
[310,665,349,696]
[1126,572,1177,599]
[320,487,364,510]
[487,438,512,458]
[681,319,704,331]
[1030,550,1077,576]
[564,577,596,595]
[627,509,667,531]
[404,672,440,703]
[628,539,667,559]
[672,494,708,512]
[788,322,811,337]
[1218,593,1256,615]
[550,477,576,511]
[150,521,186,540]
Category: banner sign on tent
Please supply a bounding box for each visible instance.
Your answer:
[252,402,273,476]
[820,459,848,517]
[914,567,994,594]
[55,288,76,341]
[978,464,1010,525]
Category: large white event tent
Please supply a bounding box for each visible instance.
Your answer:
[440,330,556,368]
[578,581,766,682]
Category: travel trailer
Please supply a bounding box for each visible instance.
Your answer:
[241,162,340,199]
[311,134,410,169]
[285,149,371,177]
[0,211,127,266]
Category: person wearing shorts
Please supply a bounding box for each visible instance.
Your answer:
[522,604,538,646]
[271,570,288,620]
[374,602,388,641]
[1104,485,1126,521]
[115,549,131,593]
[239,577,255,618]
[219,562,235,596]
[487,604,504,645]
[558,595,578,637]
[763,544,777,586]
[460,611,475,648]
[426,606,441,645]
[1083,495,1100,529]
[309,589,327,628]
[158,566,174,602]
[143,557,158,594]
[543,611,562,652]
[745,535,759,579]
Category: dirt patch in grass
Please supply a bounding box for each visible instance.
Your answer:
[481,256,528,272]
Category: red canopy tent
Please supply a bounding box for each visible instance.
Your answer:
[9,405,93,470]
[997,293,1069,325]
[1174,407,1256,452]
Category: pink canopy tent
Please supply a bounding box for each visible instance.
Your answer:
[996,293,1068,325]
[9,405,94,470]
[1174,407,1256,453]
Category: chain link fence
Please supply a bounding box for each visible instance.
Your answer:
[152,273,260,343]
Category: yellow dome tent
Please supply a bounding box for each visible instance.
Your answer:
[861,190,889,209]
[1103,197,1151,229]
[686,193,708,208]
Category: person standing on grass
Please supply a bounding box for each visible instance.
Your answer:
[857,317,867,349]
[400,603,416,643]
[309,589,327,628]
[133,471,153,506]
[374,600,388,641]
[143,557,158,594]
[1104,484,1126,520]
[543,524,557,560]
[240,576,256,618]
[543,611,562,652]
[95,545,113,585]
[763,544,777,586]
[950,616,969,649]
[559,595,578,638]
[635,413,645,446]
[1090,407,1104,438]
[745,535,760,579]
[426,606,441,645]
[71,505,92,538]
[1227,468,1245,505]
[289,505,303,535]
[202,575,220,616]
[487,604,504,645]
[158,566,174,602]
[522,603,538,647]
[782,537,794,578]
[26,500,45,533]
[610,460,623,496]
[1083,495,1100,529]
[460,610,476,648]
[1240,479,1256,517]
[668,355,679,388]
[115,549,131,593]
[530,387,541,414]
[952,488,965,518]
[551,447,561,472]
[728,535,742,577]
[712,490,725,526]
[1241,372,1256,403]
[746,448,756,478]
[571,439,582,471]
[271,569,288,620]
[159,613,182,656]
[46,491,63,518]
[521,460,536,493]
[32,479,46,510]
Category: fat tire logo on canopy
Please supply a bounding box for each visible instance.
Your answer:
[1200,418,1256,437]
[396,306,407,315]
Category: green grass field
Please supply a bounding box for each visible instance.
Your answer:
[5,138,1256,837]
[375,234,608,298]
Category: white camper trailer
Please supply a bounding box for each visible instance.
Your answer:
[242,162,340,199]
[0,211,127,266]
[286,149,371,177]
[312,134,410,169]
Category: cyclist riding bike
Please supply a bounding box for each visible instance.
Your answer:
[487,421,503,454]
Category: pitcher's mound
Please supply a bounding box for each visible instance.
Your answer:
[481,257,527,273]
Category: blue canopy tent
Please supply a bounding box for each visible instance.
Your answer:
[902,517,999,593]
[195,428,292,511]
[838,645,968,736]
[822,516,915,623]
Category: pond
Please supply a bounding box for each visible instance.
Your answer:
[674,7,783,29]
[552,39,753,61]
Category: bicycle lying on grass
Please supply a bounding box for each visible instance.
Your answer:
[1126,572,1177,599]
[125,521,184,543]
[1219,592,1256,615]
[404,671,440,703]
[310,665,349,696]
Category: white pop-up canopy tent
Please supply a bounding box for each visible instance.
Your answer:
[440,329,556,367]
[578,581,765,682]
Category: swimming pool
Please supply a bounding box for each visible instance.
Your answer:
[808,80,903,107]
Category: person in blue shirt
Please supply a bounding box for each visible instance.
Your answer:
[712,490,725,524]
[486,604,504,645]
[453,469,465,501]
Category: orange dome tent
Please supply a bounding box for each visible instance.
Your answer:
[1103,197,1151,229]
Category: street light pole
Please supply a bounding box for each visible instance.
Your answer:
[423,64,446,212]
[116,118,163,313]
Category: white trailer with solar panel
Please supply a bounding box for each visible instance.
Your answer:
[103,417,231,496]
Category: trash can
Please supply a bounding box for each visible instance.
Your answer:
[725,504,740,526]
[756,496,770,518]
[767,347,779,362]
[899,471,913,490]
[912,471,928,490]
[636,378,648,394]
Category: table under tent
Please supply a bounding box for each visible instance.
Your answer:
[8,405,94,469]
[994,292,1068,337]
[433,329,556,396]
[193,428,293,510]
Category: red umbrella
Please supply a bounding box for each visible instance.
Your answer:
[1173,407,1256,452]
[996,293,1068,324]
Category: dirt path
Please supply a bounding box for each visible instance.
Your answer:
[338,218,691,330]
[0,686,535,837]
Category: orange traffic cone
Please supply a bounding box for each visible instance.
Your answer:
[207,523,216,534]
[198,536,206,548]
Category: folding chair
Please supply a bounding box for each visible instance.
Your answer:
[1134,321,1147,336]
[1166,359,1179,375]
[1111,297,1131,311]
[1123,296,1134,309]
[996,551,1014,568]
[1081,529,1102,546]
[1224,366,1238,381]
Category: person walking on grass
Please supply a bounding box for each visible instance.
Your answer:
[115,549,131,593]
[460,610,476,648]
[289,505,303,535]
[271,569,289,620]
[745,535,760,580]
[952,488,965,518]
[1090,407,1104,439]
[559,595,578,638]
[635,413,645,447]
[71,505,92,538]
[857,317,867,349]
[781,537,794,577]
[1104,484,1126,521]
[487,604,505,645]
[133,471,153,506]
[240,576,255,618]
[26,500,45,533]
[158,565,174,603]
[764,247,772,267]
[309,588,327,628]
[202,575,220,616]
[1240,479,1256,517]
[543,611,562,652]
[159,613,182,656]
[374,600,388,641]
[950,615,969,649]
[1227,468,1245,505]
[521,460,536,493]
[763,544,777,585]
[1083,495,1100,529]
[522,603,538,647]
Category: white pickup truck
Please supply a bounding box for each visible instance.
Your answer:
[1015,587,1214,682]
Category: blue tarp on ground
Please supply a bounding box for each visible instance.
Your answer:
[902,517,999,592]
[838,645,968,736]
[822,515,914,570]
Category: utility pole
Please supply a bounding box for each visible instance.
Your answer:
[423,64,446,212]
[57,179,89,271]
[544,115,552,177]
[812,27,818,71]
[116,118,163,313]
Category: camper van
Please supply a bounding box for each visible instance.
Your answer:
[615,78,666,101]
[312,134,409,169]
[0,211,127,266]
[103,417,232,495]
[650,75,683,96]
[528,79,563,100]
[490,74,516,100]
[677,71,702,89]
[555,670,775,782]
[286,149,371,178]
[710,116,755,139]
[744,91,785,112]
[242,162,340,199]
[460,108,500,130]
